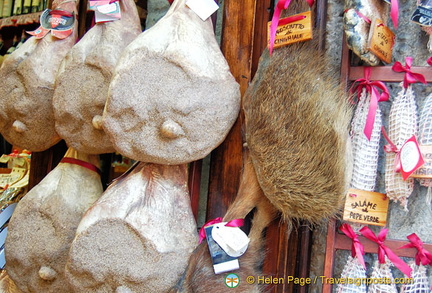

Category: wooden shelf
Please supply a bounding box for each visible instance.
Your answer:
[0,12,42,29]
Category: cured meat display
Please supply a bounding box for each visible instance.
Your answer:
[53,0,142,154]
[244,1,353,225]
[66,163,198,292]
[5,148,103,293]
[343,0,389,66]
[0,0,79,152]
[171,156,277,293]
[103,0,240,165]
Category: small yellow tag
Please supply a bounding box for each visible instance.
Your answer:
[343,188,389,227]
[411,145,432,179]
[368,18,395,64]
[267,10,313,49]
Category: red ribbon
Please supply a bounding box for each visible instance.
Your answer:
[392,57,427,89]
[339,223,366,269]
[389,0,399,30]
[50,9,74,18]
[381,126,401,173]
[199,217,244,244]
[350,67,389,140]
[360,226,412,277]
[269,0,314,55]
[399,233,432,266]
[427,56,432,66]
[60,157,101,176]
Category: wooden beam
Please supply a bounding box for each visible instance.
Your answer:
[206,0,256,220]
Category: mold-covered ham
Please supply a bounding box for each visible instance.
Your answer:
[103,0,240,164]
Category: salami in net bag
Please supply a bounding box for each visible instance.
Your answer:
[349,68,389,192]
[384,58,426,209]
[416,92,432,203]
[336,224,367,293]
[399,233,432,293]
[360,226,412,293]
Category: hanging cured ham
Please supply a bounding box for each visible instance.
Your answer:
[103,0,240,165]
[5,148,103,293]
[0,0,79,152]
[65,163,198,292]
[244,1,353,226]
[53,0,142,154]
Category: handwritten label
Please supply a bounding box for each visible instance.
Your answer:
[343,188,389,226]
[267,10,312,49]
[410,145,432,179]
[368,18,395,64]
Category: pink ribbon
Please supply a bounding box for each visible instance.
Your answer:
[269,0,314,55]
[360,226,412,277]
[350,67,389,140]
[381,126,401,172]
[399,233,432,266]
[340,223,366,268]
[344,9,371,24]
[392,57,427,89]
[427,56,432,66]
[389,0,399,30]
[199,217,244,243]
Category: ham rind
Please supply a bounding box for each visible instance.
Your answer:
[0,0,79,152]
[5,148,103,293]
[53,0,142,154]
[65,162,198,292]
[103,0,240,165]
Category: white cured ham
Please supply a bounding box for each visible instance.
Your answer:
[103,0,240,165]
[65,162,198,292]
[53,0,142,154]
[0,0,79,152]
[5,148,103,293]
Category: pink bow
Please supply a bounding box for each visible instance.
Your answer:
[199,217,244,243]
[360,226,412,277]
[381,126,401,173]
[350,67,389,141]
[340,223,366,268]
[399,233,432,266]
[392,57,427,89]
[269,0,314,55]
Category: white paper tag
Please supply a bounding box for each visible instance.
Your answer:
[185,0,218,21]
[400,135,424,180]
[97,2,117,14]
[211,222,250,258]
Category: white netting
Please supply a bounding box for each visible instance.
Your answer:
[368,258,398,293]
[400,263,430,293]
[417,92,432,204]
[385,84,417,209]
[350,88,382,192]
[337,256,367,293]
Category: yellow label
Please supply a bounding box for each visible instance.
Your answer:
[411,145,432,179]
[267,10,313,49]
[343,188,389,226]
[368,18,395,64]
[0,167,26,188]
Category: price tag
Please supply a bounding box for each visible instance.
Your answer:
[343,189,389,226]
[211,222,250,258]
[90,0,121,23]
[411,145,432,179]
[186,0,219,21]
[368,18,395,64]
[399,135,424,180]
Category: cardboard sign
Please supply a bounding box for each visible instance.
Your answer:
[343,188,389,226]
[267,10,312,49]
[368,18,395,64]
[411,0,432,26]
[410,145,432,179]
